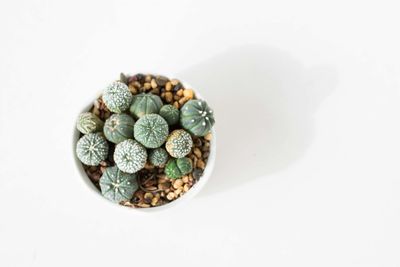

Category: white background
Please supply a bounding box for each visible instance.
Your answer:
[1,0,400,266]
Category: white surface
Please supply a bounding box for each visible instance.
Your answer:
[1,0,400,266]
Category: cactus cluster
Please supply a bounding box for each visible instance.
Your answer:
[75,73,216,207]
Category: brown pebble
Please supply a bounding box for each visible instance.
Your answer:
[174,188,182,196]
[173,101,180,109]
[151,79,157,89]
[183,184,190,192]
[182,176,189,183]
[100,166,106,173]
[174,95,180,101]
[178,97,189,105]
[128,84,138,94]
[170,79,180,86]
[176,89,183,96]
[173,179,184,189]
[165,82,172,91]
[158,182,171,190]
[145,75,152,82]
[166,192,175,200]
[144,192,153,200]
[204,133,212,141]
[136,203,151,208]
[150,88,160,95]
[193,147,202,158]
[165,92,173,103]
[203,151,210,159]
[183,89,194,99]
[143,82,151,90]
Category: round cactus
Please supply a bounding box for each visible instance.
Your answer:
[76,132,109,166]
[159,104,180,125]
[165,157,193,179]
[165,129,193,158]
[114,139,147,173]
[76,112,104,134]
[134,114,169,148]
[148,148,169,167]
[104,114,135,144]
[102,81,133,113]
[129,93,163,119]
[180,100,215,136]
[99,166,138,203]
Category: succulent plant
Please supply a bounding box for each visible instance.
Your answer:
[114,139,147,173]
[129,93,163,119]
[180,100,215,136]
[76,112,104,134]
[99,166,138,203]
[165,129,193,158]
[165,157,193,179]
[134,114,169,148]
[148,148,169,167]
[102,81,133,113]
[104,114,135,144]
[76,132,109,166]
[159,104,180,125]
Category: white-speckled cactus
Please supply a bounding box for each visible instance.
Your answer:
[180,100,215,136]
[114,139,147,173]
[76,132,109,166]
[104,114,135,144]
[76,112,104,134]
[165,129,193,158]
[159,104,180,125]
[102,81,133,113]
[129,93,163,119]
[134,114,169,148]
[148,148,169,167]
[99,166,138,203]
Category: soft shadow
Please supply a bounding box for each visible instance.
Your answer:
[179,45,337,196]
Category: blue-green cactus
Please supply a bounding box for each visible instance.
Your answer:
[114,139,147,173]
[148,148,169,167]
[165,157,193,179]
[102,81,133,113]
[99,166,138,203]
[104,114,135,144]
[159,104,180,125]
[129,93,163,119]
[76,132,109,166]
[76,112,104,134]
[165,129,193,158]
[134,114,169,148]
[180,100,215,136]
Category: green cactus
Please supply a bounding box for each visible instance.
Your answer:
[180,100,215,136]
[159,104,180,125]
[165,157,193,179]
[114,139,147,173]
[104,114,135,144]
[99,166,138,203]
[76,132,109,166]
[165,129,193,158]
[129,93,163,119]
[148,148,169,167]
[102,81,133,113]
[76,112,104,134]
[134,114,169,148]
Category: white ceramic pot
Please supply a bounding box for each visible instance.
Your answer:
[72,76,216,212]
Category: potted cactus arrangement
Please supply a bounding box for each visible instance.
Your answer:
[75,73,215,208]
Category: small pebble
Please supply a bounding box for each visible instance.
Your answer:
[151,79,157,89]
[203,151,210,159]
[179,97,189,105]
[183,89,194,99]
[151,197,159,206]
[128,84,138,94]
[173,179,184,189]
[197,159,205,169]
[173,101,180,109]
[156,76,168,86]
[183,184,190,192]
[165,92,173,103]
[166,192,175,200]
[174,188,182,196]
[145,75,152,82]
[182,176,189,183]
[193,148,202,158]
[170,79,180,86]
[144,82,151,90]
[176,89,183,96]
[165,82,172,91]
[192,168,203,180]
[204,133,212,141]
